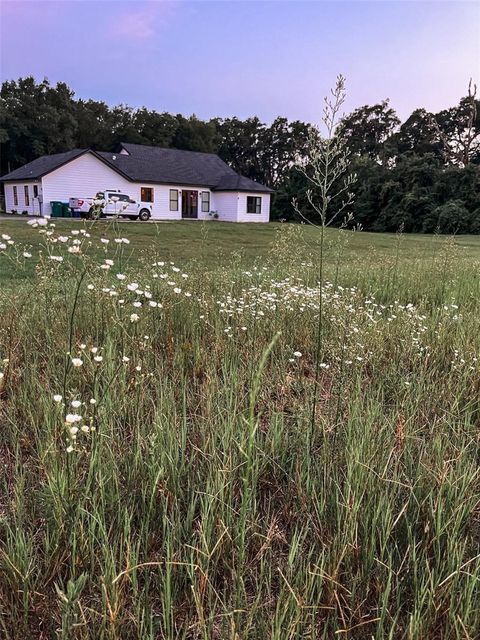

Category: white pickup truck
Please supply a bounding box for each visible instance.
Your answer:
[69,190,152,221]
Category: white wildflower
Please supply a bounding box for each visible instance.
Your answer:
[65,413,82,424]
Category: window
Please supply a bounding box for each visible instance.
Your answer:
[108,193,128,201]
[13,186,18,206]
[247,196,261,214]
[141,187,154,203]
[24,185,30,207]
[169,189,179,211]
[33,185,38,198]
[201,191,210,213]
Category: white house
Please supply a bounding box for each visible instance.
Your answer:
[0,143,273,223]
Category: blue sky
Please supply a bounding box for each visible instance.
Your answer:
[1,0,479,123]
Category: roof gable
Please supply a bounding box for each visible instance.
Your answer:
[0,149,87,181]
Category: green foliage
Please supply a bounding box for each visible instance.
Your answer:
[0,77,479,233]
[337,99,400,162]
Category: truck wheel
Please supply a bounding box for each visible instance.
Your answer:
[139,209,151,221]
[88,207,101,220]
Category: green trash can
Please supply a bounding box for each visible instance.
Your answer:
[62,203,71,218]
[50,201,63,217]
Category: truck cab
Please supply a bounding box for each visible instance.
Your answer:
[103,192,136,217]
[69,190,152,221]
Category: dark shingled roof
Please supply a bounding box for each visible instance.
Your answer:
[0,149,87,181]
[212,173,272,192]
[1,143,274,193]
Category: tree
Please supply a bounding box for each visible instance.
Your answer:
[337,100,400,163]
[172,115,219,153]
[260,117,314,189]
[431,81,480,167]
[0,77,77,174]
[75,99,116,150]
[215,116,265,181]
[391,108,443,160]
[132,109,178,148]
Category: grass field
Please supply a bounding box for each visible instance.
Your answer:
[1,218,479,639]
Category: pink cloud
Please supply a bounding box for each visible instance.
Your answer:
[111,1,177,41]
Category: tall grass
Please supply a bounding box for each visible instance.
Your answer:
[0,221,479,639]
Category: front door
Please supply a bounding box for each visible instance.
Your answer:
[182,190,198,219]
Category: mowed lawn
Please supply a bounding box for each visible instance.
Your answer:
[2,217,480,285]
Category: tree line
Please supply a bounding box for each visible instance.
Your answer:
[1,77,479,232]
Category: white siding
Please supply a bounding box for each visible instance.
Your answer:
[41,153,211,221]
[237,193,271,223]
[210,192,271,223]
[4,181,43,215]
[41,153,133,216]
[150,186,211,221]
[211,192,239,222]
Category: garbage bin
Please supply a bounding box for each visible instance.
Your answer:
[61,203,71,218]
[50,201,63,217]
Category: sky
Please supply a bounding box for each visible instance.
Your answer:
[1,0,479,125]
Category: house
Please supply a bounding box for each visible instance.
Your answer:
[0,143,273,222]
